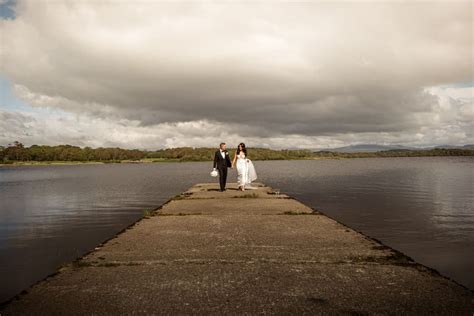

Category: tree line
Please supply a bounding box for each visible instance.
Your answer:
[0,141,145,163]
[0,141,472,164]
[0,141,314,163]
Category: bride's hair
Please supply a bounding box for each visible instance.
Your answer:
[237,142,247,155]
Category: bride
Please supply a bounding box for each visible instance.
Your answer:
[231,142,257,191]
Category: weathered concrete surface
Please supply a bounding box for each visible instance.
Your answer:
[2,183,473,315]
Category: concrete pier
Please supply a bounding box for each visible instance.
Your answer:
[2,183,473,315]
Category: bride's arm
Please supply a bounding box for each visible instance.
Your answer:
[232,150,237,168]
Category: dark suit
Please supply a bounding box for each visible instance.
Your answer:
[213,149,232,191]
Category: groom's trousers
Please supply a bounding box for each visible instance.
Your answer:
[218,166,228,191]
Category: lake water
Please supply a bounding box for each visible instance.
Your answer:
[0,157,473,303]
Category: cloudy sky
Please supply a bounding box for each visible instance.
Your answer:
[0,0,472,150]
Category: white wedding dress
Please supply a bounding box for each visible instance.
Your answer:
[236,152,257,188]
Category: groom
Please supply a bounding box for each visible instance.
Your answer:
[213,142,232,192]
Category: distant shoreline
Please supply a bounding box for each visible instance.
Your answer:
[1,142,473,167]
[1,154,472,167]
[0,158,179,167]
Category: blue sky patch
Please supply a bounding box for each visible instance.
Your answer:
[0,74,30,111]
[449,81,474,88]
[0,74,76,120]
[0,0,16,20]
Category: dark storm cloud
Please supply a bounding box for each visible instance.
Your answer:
[0,0,472,147]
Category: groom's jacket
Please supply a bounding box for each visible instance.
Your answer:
[213,150,232,169]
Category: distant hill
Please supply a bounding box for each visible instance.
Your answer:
[432,144,474,150]
[317,144,474,153]
[317,144,415,153]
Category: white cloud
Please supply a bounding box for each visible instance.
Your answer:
[1,86,472,149]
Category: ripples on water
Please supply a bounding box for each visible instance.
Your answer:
[255,157,474,291]
[0,163,210,303]
[0,157,473,302]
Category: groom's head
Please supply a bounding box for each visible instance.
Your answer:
[220,142,226,151]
